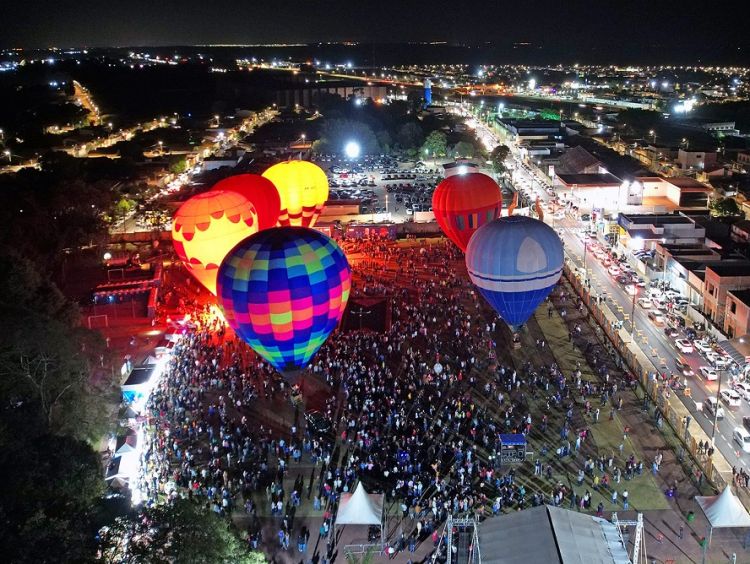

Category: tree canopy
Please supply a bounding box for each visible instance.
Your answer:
[710,197,741,217]
[100,499,266,564]
[421,130,448,158]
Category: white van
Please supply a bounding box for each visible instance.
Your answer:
[734,427,750,454]
[704,397,725,420]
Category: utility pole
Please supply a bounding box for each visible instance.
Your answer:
[711,369,724,445]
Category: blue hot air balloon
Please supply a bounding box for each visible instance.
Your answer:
[465,216,563,329]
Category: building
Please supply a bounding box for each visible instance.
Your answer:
[638,176,711,210]
[201,148,245,171]
[703,263,750,328]
[701,122,739,136]
[731,220,750,244]
[724,289,750,338]
[618,213,707,250]
[555,145,604,174]
[677,148,717,171]
[496,118,563,142]
[555,173,624,210]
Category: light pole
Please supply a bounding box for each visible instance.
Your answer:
[3,149,10,163]
[630,285,638,340]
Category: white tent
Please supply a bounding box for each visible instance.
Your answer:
[696,486,750,529]
[695,486,750,560]
[336,482,384,533]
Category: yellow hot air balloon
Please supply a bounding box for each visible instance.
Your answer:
[262,160,329,227]
[171,190,258,295]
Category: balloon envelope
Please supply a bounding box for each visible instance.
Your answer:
[211,174,281,231]
[432,172,502,251]
[171,190,258,295]
[217,227,351,373]
[465,216,563,328]
[262,161,329,227]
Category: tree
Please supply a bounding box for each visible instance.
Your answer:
[396,122,424,150]
[491,144,511,175]
[453,141,476,158]
[710,197,740,216]
[421,130,448,159]
[170,157,188,174]
[115,196,136,218]
[0,306,114,442]
[100,499,266,564]
[0,433,104,563]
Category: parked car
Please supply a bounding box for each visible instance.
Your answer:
[733,382,750,401]
[720,389,742,409]
[699,366,718,381]
[694,340,713,356]
[638,297,652,309]
[675,339,694,354]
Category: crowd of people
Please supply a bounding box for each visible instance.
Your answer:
[130,236,662,560]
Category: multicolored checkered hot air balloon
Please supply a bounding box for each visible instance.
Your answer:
[432,172,502,252]
[171,190,258,295]
[262,161,329,227]
[217,227,351,374]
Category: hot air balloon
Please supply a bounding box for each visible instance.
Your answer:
[432,172,502,251]
[211,174,281,231]
[465,216,563,329]
[262,161,329,227]
[217,227,351,374]
[171,190,258,295]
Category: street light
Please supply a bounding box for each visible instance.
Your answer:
[344,141,361,159]
[3,149,10,163]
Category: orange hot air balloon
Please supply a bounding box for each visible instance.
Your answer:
[432,172,502,252]
[262,160,329,227]
[171,190,258,295]
[211,174,281,231]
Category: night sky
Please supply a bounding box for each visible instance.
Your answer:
[6,0,750,62]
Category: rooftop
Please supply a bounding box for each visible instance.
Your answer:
[728,289,750,309]
[557,173,622,186]
[706,263,750,278]
[620,213,694,225]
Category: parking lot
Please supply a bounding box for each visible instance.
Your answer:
[315,154,444,222]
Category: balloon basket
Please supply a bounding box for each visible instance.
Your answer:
[512,332,522,349]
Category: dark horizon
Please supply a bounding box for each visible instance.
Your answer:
[4,0,750,65]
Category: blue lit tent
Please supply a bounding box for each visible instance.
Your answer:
[466,216,563,329]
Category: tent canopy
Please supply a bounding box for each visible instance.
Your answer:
[336,483,384,526]
[696,486,750,529]
[478,505,630,564]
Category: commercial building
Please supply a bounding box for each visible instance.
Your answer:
[495,118,563,142]
[703,264,750,328]
[617,213,707,250]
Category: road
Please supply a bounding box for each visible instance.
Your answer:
[469,109,750,477]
